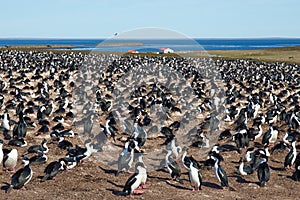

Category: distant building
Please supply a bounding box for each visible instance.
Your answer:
[159,48,174,54]
[128,48,174,54]
[128,49,139,53]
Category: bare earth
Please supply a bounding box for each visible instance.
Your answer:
[1,48,300,200]
[1,127,300,200]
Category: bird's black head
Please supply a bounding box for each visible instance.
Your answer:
[135,162,145,171]
[212,152,224,162]
[259,152,269,161]
[76,154,86,162]
[22,155,30,164]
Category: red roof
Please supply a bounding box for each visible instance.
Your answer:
[128,49,138,53]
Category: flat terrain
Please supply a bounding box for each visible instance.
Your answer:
[209,46,300,65]
[0,47,300,200]
[2,45,300,64]
[1,132,300,200]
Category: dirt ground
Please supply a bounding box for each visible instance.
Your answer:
[1,51,300,200]
[1,127,300,200]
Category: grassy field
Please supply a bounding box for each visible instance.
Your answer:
[208,46,300,64]
[1,45,300,64]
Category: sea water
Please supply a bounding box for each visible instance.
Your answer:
[0,38,300,52]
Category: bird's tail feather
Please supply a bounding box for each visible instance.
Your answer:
[41,174,50,182]
[6,185,13,193]
[259,181,266,187]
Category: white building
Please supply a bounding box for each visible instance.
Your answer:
[159,48,174,54]
[127,49,139,53]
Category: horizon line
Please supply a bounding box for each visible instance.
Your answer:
[0,37,300,40]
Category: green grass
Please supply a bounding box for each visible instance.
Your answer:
[1,45,300,64]
[207,46,300,64]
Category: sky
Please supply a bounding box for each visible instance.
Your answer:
[0,0,299,39]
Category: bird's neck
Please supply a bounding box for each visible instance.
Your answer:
[42,142,48,148]
[214,159,220,167]
[182,151,187,158]
[23,160,30,167]
[86,144,97,154]
[166,150,172,160]
[4,113,8,120]
[292,142,296,150]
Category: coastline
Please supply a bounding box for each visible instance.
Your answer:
[0,44,300,65]
[0,42,300,200]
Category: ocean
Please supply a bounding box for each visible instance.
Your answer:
[0,38,300,52]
